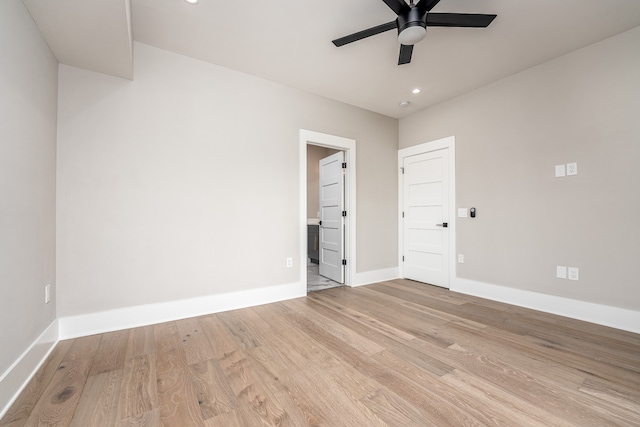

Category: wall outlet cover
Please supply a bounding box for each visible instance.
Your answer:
[458,208,468,218]
[458,254,464,263]
[566,162,578,176]
[568,267,579,280]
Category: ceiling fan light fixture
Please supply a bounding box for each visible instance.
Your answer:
[398,26,427,45]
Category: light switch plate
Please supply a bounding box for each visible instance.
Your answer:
[555,164,566,177]
[556,266,567,279]
[458,208,468,218]
[566,162,578,176]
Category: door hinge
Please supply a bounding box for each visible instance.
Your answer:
[401,167,404,174]
[402,212,404,218]
[342,162,347,169]
[342,259,347,266]
[342,211,347,217]
[402,256,405,262]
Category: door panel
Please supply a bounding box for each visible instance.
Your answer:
[319,151,345,283]
[403,149,450,288]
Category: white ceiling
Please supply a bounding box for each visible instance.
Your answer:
[22,0,640,118]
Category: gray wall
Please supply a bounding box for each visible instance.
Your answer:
[57,42,398,317]
[400,27,640,310]
[0,0,58,375]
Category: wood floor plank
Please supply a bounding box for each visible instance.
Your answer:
[197,315,243,360]
[155,321,204,427]
[245,345,327,424]
[114,409,159,427]
[308,293,417,343]
[62,334,102,362]
[124,326,155,360]
[69,370,122,427]
[360,388,432,427]
[116,354,157,421]
[440,369,574,427]
[203,404,266,427]
[189,358,237,420]
[176,317,216,365]
[276,307,482,425]
[154,321,182,355]
[432,325,634,426]
[216,348,305,426]
[578,376,640,414]
[89,330,129,377]
[155,349,204,427]
[283,298,385,356]
[215,310,262,350]
[23,358,92,427]
[252,306,381,403]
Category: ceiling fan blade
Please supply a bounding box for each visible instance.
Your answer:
[417,0,442,14]
[398,44,413,65]
[332,21,397,47]
[381,0,410,15]
[426,13,497,28]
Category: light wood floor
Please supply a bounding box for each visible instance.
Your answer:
[2,279,640,426]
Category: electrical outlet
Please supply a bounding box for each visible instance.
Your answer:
[566,162,578,176]
[458,254,464,263]
[286,257,293,268]
[45,284,51,304]
[556,266,567,279]
[568,267,579,281]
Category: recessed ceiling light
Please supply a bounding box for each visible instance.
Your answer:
[412,88,421,94]
[399,101,410,108]
[184,0,199,4]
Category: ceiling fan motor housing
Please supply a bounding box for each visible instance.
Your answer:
[397,7,428,45]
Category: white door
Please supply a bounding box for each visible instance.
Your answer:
[319,151,345,283]
[402,149,450,288]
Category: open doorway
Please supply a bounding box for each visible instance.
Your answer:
[299,130,356,294]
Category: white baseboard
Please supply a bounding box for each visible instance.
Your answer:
[353,267,399,287]
[58,281,305,340]
[0,319,58,420]
[452,277,640,334]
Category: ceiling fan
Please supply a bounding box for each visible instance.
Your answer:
[332,0,497,65]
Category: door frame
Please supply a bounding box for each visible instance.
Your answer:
[299,129,356,291]
[398,136,456,287]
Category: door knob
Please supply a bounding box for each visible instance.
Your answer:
[436,222,448,228]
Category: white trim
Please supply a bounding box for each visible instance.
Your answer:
[452,277,640,334]
[353,267,400,287]
[398,136,456,288]
[58,281,304,340]
[299,129,357,289]
[0,320,59,420]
